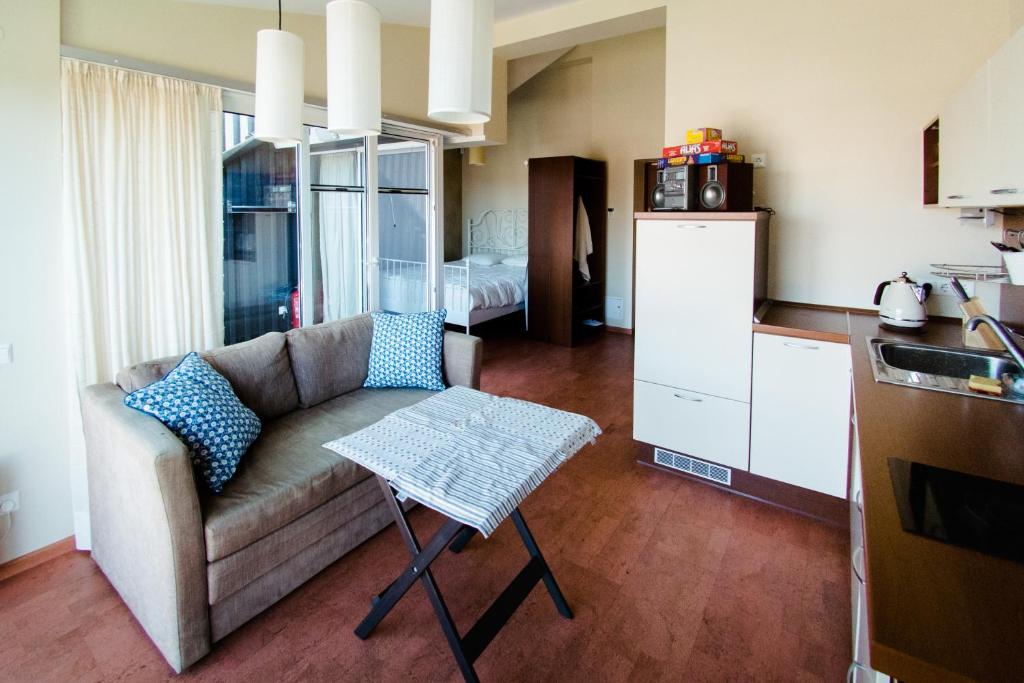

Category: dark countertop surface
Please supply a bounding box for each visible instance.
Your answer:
[754,301,851,344]
[633,211,768,220]
[848,313,1024,682]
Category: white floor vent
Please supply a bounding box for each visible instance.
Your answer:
[653,447,732,486]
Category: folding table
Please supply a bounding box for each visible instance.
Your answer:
[323,386,601,683]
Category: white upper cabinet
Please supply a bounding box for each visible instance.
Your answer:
[988,26,1024,204]
[938,63,990,207]
[939,26,1024,208]
[633,218,756,402]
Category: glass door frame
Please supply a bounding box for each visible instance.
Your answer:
[222,91,446,323]
[371,124,444,313]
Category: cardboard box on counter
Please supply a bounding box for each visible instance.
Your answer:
[663,140,738,157]
[657,156,694,169]
[685,128,722,143]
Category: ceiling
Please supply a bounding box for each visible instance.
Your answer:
[182,0,577,26]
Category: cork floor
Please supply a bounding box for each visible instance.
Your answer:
[0,328,851,682]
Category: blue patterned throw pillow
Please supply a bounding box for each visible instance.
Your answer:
[364,310,447,391]
[123,352,261,493]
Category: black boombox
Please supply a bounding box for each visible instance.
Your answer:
[651,163,753,212]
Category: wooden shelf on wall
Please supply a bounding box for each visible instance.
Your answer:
[923,119,939,206]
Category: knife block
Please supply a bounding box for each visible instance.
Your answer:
[961,298,1005,351]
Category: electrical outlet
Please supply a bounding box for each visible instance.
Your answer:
[920,276,975,299]
[0,491,19,514]
[750,153,767,168]
[0,343,11,365]
[606,296,624,322]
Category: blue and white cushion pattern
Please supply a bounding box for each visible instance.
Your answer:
[364,309,447,391]
[123,352,261,493]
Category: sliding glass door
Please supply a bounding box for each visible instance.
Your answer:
[376,133,433,313]
[221,97,442,343]
[308,129,366,323]
[222,112,300,345]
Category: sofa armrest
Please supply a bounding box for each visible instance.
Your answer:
[81,383,210,672]
[442,331,483,389]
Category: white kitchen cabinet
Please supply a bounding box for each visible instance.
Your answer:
[749,333,852,498]
[988,25,1024,204]
[634,218,759,403]
[938,63,990,207]
[937,25,1024,208]
[633,379,751,470]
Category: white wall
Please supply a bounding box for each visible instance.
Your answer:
[60,0,508,143]
[463,28,666,328]
[664,0,1020,310]
[0,0,74,563]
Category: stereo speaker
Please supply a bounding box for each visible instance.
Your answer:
[697,162,753,212]
[651,166,697,210]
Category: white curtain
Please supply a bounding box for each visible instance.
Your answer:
[61,59,224,385]
[317,151,363,321]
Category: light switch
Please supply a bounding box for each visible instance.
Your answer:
[0,344,12,365]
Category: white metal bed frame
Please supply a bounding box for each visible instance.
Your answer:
[377,209,528,333]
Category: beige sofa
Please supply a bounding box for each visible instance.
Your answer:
[80,313,482,673]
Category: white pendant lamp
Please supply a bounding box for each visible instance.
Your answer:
[254,1,304,146]
[326,0,382,136]
[428,0,494,124]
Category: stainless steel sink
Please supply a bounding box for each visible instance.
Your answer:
[867,337,1024,404]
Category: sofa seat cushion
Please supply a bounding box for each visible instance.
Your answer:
[201,387,436,562]
[207,474,385,604]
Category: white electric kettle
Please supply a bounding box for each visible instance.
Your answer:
[873,272,932,330]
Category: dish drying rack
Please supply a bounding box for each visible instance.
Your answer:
[930,264,1009,282]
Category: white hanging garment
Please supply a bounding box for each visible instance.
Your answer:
[574,196,593,282]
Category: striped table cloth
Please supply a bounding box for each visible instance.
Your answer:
[323,386,601,537]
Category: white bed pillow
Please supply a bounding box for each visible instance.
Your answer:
[501,255,528,267]
[466,253,501,266]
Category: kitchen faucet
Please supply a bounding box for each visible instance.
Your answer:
[966,315,1024,371]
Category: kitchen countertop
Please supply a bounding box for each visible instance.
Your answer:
[633,211,768,220]
[850,314,1024,682]
[754,301,851,344]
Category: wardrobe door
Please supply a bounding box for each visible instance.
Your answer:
[528,157,574,344]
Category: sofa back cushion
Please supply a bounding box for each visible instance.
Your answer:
[285,313,374,408]
[115,332,300,420]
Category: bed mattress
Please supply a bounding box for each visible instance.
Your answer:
[451,264,526,310]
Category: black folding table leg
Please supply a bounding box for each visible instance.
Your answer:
[448,525,477,554]
[356,477,481,683]
[511,509,573,619]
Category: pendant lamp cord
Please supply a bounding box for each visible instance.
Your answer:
[278,0,282,30]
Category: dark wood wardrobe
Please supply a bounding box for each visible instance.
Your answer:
[527,156,607,346]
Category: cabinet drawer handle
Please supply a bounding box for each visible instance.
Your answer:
[991,188,1021,195]
[783,341,820,350]
[852,546,865,584]
[673,224,708,229]
[673,393,704,402]
[946,194,967,200]
[855,489,863,513]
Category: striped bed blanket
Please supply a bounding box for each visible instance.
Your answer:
[322,386,601,537]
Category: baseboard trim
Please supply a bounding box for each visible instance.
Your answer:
[637,451,847,528]
[0,536,77,582]
[606,326,633,335]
